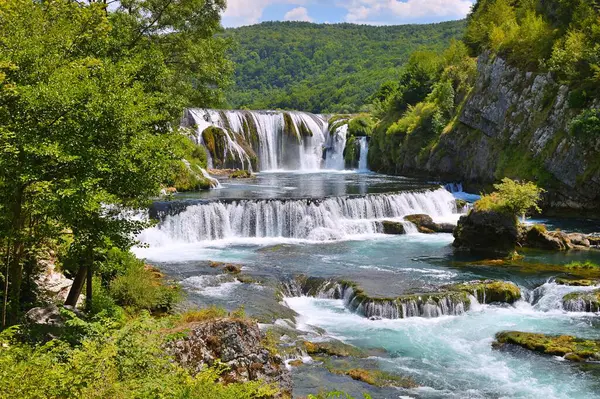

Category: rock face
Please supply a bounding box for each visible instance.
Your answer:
[169,318,292,396]
[370,52,600,211]
[453,210,519,253]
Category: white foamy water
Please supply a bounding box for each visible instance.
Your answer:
[137,188,457,247]
[285,296,600,399]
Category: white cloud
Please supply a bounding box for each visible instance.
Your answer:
[223,0,308,27]
[284,7,314,22]
[340,0,473,24]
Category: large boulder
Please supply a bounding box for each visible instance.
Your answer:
[169,318,292,397]
[453,210,518,253]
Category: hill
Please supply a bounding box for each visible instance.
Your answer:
[224,21,466,114]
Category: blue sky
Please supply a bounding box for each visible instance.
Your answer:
[222,0,475,28]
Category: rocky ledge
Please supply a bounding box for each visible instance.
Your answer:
[453,209,599,253]
[168,317,292,397]
[284,276,520,320]
[493,331,600,362]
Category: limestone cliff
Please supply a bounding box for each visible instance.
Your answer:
[371,53,600,210]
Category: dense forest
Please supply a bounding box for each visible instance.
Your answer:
[225,21,466,113]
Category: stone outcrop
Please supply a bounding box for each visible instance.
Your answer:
[453,210,519,253]
[370,52,600,211]
[169,318,292,396]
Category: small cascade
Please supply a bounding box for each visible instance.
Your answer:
[401,221,419,234]
[183,109,338,171]
[282,277,471,320]
[138,188,457,245]
[358,137,369,171]
[524,281,600,312]
[324,124,348,170]
[199,167,221,189]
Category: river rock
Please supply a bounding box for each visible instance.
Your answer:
[168,318,292,396]
[521,225,569,250]
[403,214,455,234]
[381,220,406,235]
[453,210,518,253]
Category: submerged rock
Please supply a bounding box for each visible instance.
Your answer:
[169,318,292,396]
[562,290,600,312]
[453,210,519,253]
[493,331,600,362]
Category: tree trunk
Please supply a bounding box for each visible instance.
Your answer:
[86,264,93,311]
[65,266,87,307]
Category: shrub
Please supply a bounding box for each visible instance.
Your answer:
[348,116,375,137]
[109,262,181,313]
[474,178,544,219]
[570,109,600,139]
[179,306,228,323]
[0,314,278,399]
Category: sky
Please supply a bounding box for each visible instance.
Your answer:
[222,0,476,28]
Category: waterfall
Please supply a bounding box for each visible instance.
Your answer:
[183,109,342,171]
[358,137,369,171]
[139,188,457,245]
[282,278,470,320]
[324,124,348,170]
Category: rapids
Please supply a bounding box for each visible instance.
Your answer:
[136,170,600,398]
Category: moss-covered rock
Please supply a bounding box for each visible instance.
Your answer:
[450,280,521,304]
[230,169,252,179]
[493,331,600,362]
[562,290,600,312]
[554,278,600,287]
[344,136,359,169]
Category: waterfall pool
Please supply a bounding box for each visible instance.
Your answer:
[135,171,600,399]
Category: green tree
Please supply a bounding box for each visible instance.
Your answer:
[0,0,231,326]
[475,178,545,220]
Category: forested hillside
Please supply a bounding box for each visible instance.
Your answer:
[225,21,466,113]
[367,0,600,210]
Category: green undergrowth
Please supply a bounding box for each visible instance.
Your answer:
[0,311,277,399]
